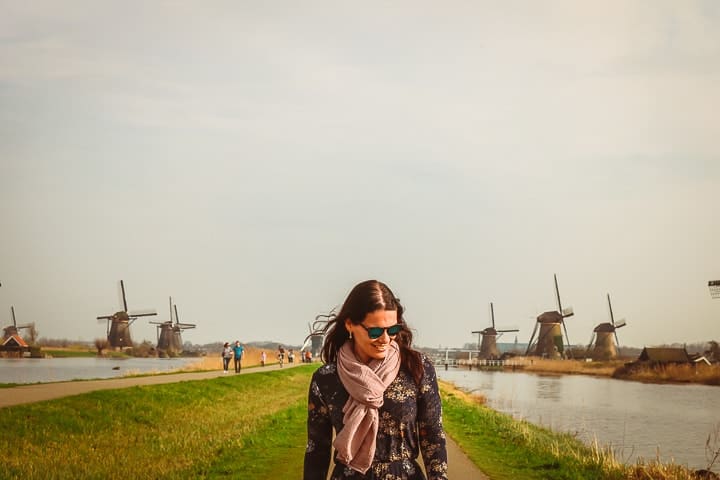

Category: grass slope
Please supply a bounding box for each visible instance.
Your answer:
[1,365,316,480]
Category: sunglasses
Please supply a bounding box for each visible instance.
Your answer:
[359,323,402,339]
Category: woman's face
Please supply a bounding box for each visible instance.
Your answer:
[346,309,398,364]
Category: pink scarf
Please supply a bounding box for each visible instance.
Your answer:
[334,340,401,474]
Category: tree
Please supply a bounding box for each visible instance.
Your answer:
[706,340,720,363]
[95,338,109,356]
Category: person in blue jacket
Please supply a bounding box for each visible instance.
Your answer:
[233,340,245,373]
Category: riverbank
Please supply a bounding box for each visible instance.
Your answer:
[23,346,720,386]
[503,358,720,386]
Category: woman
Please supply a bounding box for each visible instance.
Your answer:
[221,342,232,373]
[303,280,448,480]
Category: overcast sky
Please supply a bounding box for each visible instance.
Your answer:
[1,1,719,350]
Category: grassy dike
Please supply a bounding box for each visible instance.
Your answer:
[1,366,313,479]
[1,364,702,480]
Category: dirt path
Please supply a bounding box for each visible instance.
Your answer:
[1,363,489,479]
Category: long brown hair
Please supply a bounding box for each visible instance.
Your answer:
[321,280,424,384]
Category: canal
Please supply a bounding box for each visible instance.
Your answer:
[0,356,200,384]
[437,367,720,470]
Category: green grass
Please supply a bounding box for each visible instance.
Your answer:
[195,400,308,478]
[0,365,316,480]
[441,389,622,479]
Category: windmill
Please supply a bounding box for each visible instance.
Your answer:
[2,306,36,343]
[472,302,519,359]
[301,309,336,357]
[586,293,627,360]
[96,280,157,349]
[526,274,575,359]
[150,297,196,357]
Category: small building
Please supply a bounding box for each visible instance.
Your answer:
[637,347,690,365]
[1,334,30,357]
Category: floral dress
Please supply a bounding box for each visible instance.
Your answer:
[303,356,448,480]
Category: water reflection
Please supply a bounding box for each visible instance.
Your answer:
[536,376,562,400]
[438,367,720,470]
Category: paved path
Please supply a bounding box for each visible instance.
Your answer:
[0,363,282,408]
[1,363,488,479]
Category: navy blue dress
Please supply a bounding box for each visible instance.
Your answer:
[303,356,448,480]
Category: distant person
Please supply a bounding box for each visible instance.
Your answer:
[233,340,244,373]
[221,342,233,374]
[303,279,447,479]
[261,351,267,367]
[278,345,285,367]
[288,349,295,364]
[304,350,312,363]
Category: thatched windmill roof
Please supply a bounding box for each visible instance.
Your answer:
[537,311,563,323]
[593,322,616,333]
[638,347,690,364]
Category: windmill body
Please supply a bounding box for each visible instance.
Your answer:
[97,280,157,349]
[479,327,500,359]
[2,324,18,340]
[156,323,182,356]
[591,323,618,360]
[151,298,195,357]
[2,307,18,340]
[474,303,519,360]
[529,311,565,359]
[106,311,134,348]
[2,306,34,343]
[526,274,574,359]
[588,294,626,361]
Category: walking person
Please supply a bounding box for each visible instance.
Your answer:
[278,345,285,367]
[261,351,267,367]
[221,342,233,374]
[233,340,244,373]
[303,280,448,479]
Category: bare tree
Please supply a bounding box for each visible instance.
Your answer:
[95,338,109,356]
[25,324,38,344]
[706,341,720,363]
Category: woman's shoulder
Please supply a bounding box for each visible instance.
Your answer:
[310,362,342,391]
[410,351,435,370]
[418,353,440,382]
[420,353,436,369]
[309,362,337,383]
[312,362,337,377]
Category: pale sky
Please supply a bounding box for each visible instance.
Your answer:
[1,1,719,349]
